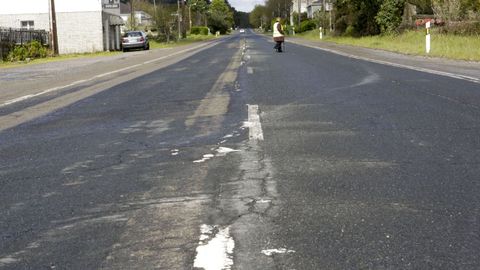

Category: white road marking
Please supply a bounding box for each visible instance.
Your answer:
[194,225,235,270]
[261,248,296,256]
[1,41,221,108]
[245,104,264,141]
[247,67,254,74]
[216,147,240,156]
[193,154,215,163]
[193,147,240,163]
[287,39,480,84]
[0,256,18,267]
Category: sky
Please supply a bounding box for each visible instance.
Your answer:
[229,0,265,12]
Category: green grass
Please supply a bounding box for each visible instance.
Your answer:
[296,29,480,61]
[0,34,218,68]
[0,51,121,68]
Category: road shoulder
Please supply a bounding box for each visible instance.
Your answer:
[286,37,480,84]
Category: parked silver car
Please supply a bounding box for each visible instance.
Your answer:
[122,31,149,52]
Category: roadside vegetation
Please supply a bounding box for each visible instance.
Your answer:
[297,29,480,61]
[0,50,121,68]
[250,0,480,61]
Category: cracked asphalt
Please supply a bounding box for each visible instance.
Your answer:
[1,29,480,269]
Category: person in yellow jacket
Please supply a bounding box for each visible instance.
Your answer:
[273,17,285,53]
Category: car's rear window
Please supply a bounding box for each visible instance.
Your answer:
[125,32,142,37]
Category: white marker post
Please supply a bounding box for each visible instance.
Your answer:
[319,27,323,39]
[426,21,431,54]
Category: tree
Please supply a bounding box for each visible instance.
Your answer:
[125,15,138,31]
[249,5,268,28]
[375,0,405,34]
[432,0,462,21]
[188,0,209,26]
[208,0,234,34]
[155,4,178,42]
[234,11,251,28]
[335,0,381,36]
[462,0,480,19]
[265,0,291,19]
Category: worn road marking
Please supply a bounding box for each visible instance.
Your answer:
[0,40,223,108]
[193,154,215,163]
[185,41,243,134]
[193,225,235,270]
[247,67,254,74]
[245,104,264,141]
[261,248,296,256]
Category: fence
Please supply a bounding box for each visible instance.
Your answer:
[0,27,49,60]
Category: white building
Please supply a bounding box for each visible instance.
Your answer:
[120,3,153,31]
[290,0,308,25]
[0,0,123,54]
[291,0,333,23]
[307,1,324,19]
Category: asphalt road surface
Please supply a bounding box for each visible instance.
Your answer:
[1,30,480,270]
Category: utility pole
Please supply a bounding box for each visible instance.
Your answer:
[189,4,192,31]
[297,0,301,27]
[181,0,186,38]
[50,0,59,55]
[177,0,182,39]
[153,0,156,21]
[130,0,135,30]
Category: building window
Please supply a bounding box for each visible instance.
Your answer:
[21,21,34,30]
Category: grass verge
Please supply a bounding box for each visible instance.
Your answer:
[296,29,480,61]
[0,51,121,69]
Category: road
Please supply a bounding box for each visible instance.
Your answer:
[1,30,480,269]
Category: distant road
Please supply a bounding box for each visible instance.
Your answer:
[1,29,480,269]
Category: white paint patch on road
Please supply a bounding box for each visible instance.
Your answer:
[261,248,296,256]
[193,154,215,163]
[171,149,179,156]
[193,147,240,163]
[257,199,271,203]
[352,71,381,87]
[244,104,264,141]
[216,147,240,156]
[247,67,254,74]
[194,225,235,270]
[0,256,18,267]
[62,180,87,186]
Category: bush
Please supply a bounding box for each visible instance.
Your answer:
[376,0,405,34]
[285,25,295,35]
[438,21,480,35]
[155,32,176,43]
[299,19,317,33]
[344,25,356,36]
[7,40,48,62]
[190,26,209,35]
